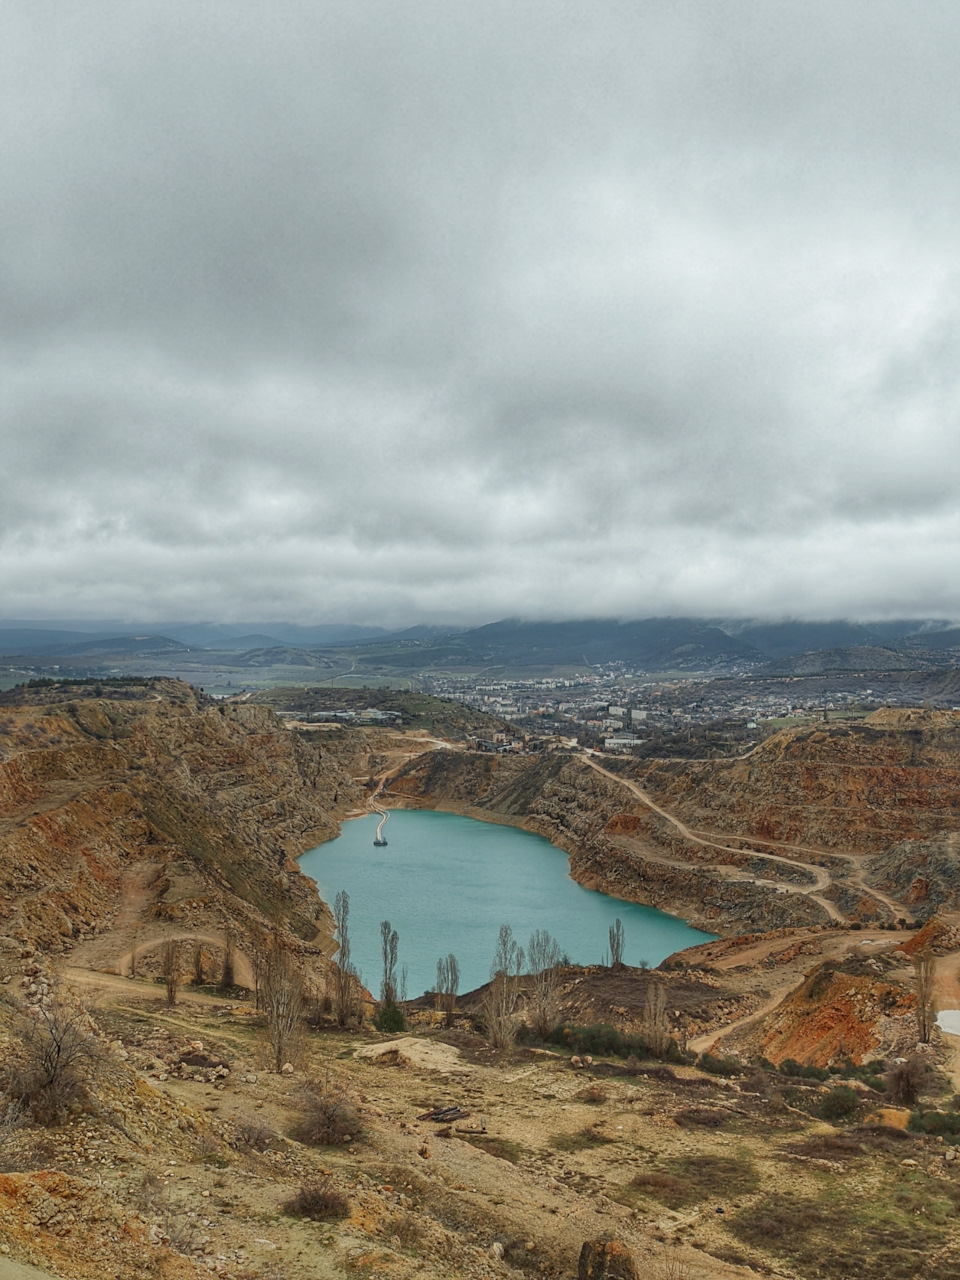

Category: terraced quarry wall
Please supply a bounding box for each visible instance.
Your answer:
[384,708,960,931]
[0,681,364,962]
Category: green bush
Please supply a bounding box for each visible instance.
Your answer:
[819,1085,859,1121]
[780,1058,829,1081]
[908,1108,960,1138]
[374,1002,405,1033]
[698,1052,743,1077]
[548,1023,650,1059]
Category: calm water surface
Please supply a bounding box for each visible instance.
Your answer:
[299,809,715,996]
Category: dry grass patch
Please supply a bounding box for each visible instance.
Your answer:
[620,1154,759,1210]
[731,1175,960,1280]
[574,1083,608,1105]
[461,1134,528,1163]
[549,1125,617,1153]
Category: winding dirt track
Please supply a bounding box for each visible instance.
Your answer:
[581,754,915,926]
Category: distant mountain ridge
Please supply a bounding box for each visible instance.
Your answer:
[2,615,960,675]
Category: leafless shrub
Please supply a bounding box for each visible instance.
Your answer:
[283,1177,349,1220]
[576,1083,608,1105]
[654,1240,691,1280]
[165,1212,202,1254]
[135,1169,167,1212]
[0,1099,26,1171]
[675,1107,729,1128]
[383,1210,427,1250]
[234,1116,278,1152]
[289,1075,358,1146]
[1,987,103,1125]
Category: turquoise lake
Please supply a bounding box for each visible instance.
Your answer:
[299,809,715,997]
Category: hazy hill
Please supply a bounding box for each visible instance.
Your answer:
[757,645,937,676]
[722,619,934,659]
[349,617,764,672]
[0,634,189,658]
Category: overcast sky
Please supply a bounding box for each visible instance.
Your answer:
[4,2,960,626]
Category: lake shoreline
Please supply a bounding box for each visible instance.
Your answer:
[299,807,715,997]
[352,794,727,936]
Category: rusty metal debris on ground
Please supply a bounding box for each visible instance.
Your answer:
[417,1106,471,1122]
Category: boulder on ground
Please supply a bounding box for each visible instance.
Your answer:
[578,1239,640,1280]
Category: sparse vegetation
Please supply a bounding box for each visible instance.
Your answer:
[625,1155,759,1210]
[289,1075,358,1146]
[548,1023,655,1060]
[260,932,305,1072]
[819,1085,860,1122]
[697,1051,743,1076]
[886,1056,926,1107]
[283,1178,350,1221]
[0,987,103,1125]
[481,924,525,1053]
[549,1125,616,1152]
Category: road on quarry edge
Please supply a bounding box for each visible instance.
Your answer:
[581,753,919,925]
[581,754,851,924]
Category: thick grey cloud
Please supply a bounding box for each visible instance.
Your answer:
[4,1,960,624]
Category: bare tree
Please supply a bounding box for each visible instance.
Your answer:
[482,925,525,1053]
[527,930,562,1039]
[643,979,671,1058]
[380,920,399,1006]
[2,985,103,1125]
[248,928,268,1011]
[436,953,460,1028]
[161,940,181,1008]
[609,918,625,972]
[398,963,409,1008]
[261,934,305,1072]
[332,891,358,1027]
[219,931,236,991]
[913,948,937,1044]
